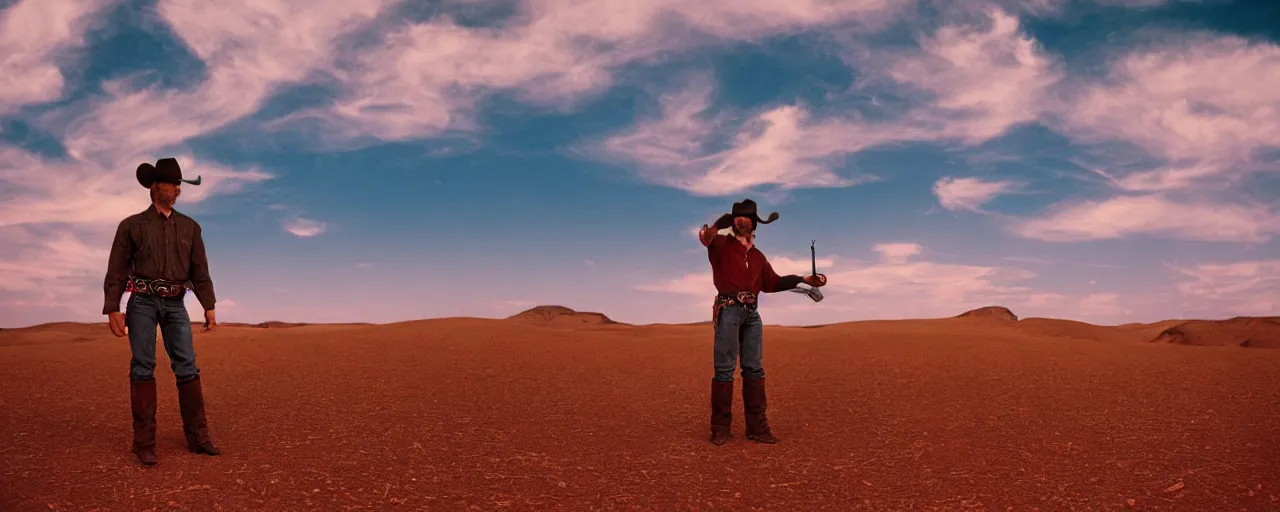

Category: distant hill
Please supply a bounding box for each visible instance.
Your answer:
[505,305,622,327]
[956,306,1018,322]
[1150,317,1280,348]
[2,306,1276,349]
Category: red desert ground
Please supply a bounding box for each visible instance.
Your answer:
[2,305,1278,511]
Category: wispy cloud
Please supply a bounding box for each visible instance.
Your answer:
[47,0,397,166]
[1173,259,1280,317]
[0,0,378,318]
[638,243,1042,318]
[0,0,115,115]
[0,150,272,228]
[1059,34,1280,172]
[1012,194,1280,243]
[592,79,888,195]
[281,0,910,145]
[872,243,922,264]
[284,217,327,237]
[873,6,1064,144]
[1009,33,1280,242]
[933,176,1021,212]
[592,6,1062,196]
[636,254,837,295]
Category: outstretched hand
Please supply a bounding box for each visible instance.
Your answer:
[803,274,827,287]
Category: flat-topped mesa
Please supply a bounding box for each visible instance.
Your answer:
[1150,316,1280,348]
[506,305,619,326]
[956,306,1018,322]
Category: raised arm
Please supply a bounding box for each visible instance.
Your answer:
[699,224,717,247]
[759,255,803,293]
[700,213,734,247]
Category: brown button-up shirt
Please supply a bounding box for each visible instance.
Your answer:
[707,233,802,295]
[102,204,216,314]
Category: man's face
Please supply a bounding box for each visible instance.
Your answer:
[152,182,181,207]
[733,215,754,235]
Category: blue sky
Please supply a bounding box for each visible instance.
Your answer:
[1,0,1277,328]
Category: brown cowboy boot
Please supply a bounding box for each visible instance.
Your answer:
[742,377,778,444]
[176,376,220,455]
[709,379,734,445]
[130,379,157,465]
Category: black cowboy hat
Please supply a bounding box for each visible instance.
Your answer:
[136,157,201,188]
[714,198,780,230]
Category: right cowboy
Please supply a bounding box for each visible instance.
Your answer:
[698,199,826,445]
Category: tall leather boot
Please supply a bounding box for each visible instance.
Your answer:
[709,379,734,445]
[742,377,778,444]
[130,378,157,465]
[176,376,220,455]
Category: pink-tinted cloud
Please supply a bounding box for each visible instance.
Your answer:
[1012,194,1280,243]
[872,243,923,264]
[932,176,1021,212]
[594,7,1061,196]
[287,0,910,144]
[0,0,115,115]
[283,217,328,237]
[634,239,1264,325]
[1011,33,1280,242]
[1173,259,1280,317]
[877,7,1063,144]
[1058,34,1280,181]
[639,243,1046,320]
[48,0,397,166]
[636,253,838,296]
[0,148,272,228]
[592,80,890,195]
[1,0,395,319]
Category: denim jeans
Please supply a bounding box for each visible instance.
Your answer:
[126,293,200,382]
[713,303,765,382]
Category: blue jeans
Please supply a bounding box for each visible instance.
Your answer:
[126,293,200,382]
[713,304,765,382]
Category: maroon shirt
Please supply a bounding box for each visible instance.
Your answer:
[706,233,802,294]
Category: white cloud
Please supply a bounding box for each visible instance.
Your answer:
[638,243,1043,319]
[0,0,115,115]
[593,82,889,195]
[636,253,837,295]
[1012,194,1280,243]
[873,243,922,264]
[980,31,1280,244]
[0,0,381,320]
[0,230,105,296]
[48,0,397,166]
[877,6,1064,144]
[0,148,272,228]
[593,6,1061,196]
[283,217,327,237]
[1056,34,1280,187]
[933,176,1021,212]
[284,0,910,145]
[0,151,271,320]
[1173,259,1280,317]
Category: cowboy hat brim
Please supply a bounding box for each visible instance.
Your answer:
[730,199,779,226]
[136,161,202,188]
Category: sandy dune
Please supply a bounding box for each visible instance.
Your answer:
[2,306,1278,511]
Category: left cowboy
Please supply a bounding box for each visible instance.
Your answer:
[103,157,220,466]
